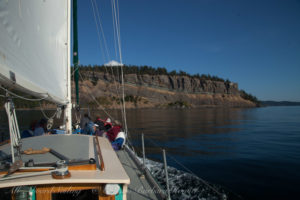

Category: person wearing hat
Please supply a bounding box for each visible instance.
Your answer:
[93,123,99,134]
[104,118,112,131]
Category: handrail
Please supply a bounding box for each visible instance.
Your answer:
[94,136,105,171]
[124,145,167,200]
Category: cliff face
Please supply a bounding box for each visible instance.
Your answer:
[123,74,239,95]
[77,72,255,108]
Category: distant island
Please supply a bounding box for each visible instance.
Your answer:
[260,101,300,106]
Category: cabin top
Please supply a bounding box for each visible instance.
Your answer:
[0,134,130,188]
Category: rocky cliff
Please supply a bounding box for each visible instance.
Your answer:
[76,72,256,108]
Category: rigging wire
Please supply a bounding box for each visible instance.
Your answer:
[116,0,121,47]
[89,0,127,130]
[92,0,111,62]
[112,0,123,63]
[39,102,59,120]
[111,0,119,59]
[90,0,108,63]
[111,0,128,135]
[110,0,123,124]
[89,0,123,106]
[87,0,129,141]
[75,0,122,124]
[78,71,114,120]
[110,0,124,125]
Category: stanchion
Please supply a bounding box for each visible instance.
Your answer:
[142,133,146,167]
[163,149,171,200]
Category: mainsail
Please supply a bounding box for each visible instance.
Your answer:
[0,0,70,105]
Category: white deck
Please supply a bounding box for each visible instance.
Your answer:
[0,134,130,188]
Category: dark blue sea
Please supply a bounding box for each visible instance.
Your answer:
[1,106,299,199]
[125,106,300,200]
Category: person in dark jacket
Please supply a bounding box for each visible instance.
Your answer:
[94,116,105,131]
[80,114,91,134]
[34,118,48,136]
[104,118,112,131]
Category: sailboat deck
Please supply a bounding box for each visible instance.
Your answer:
[0,135,130,188]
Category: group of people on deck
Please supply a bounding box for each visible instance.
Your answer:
[21,114,125,151]
[80,114,125,150]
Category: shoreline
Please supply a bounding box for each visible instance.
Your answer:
[0,104,258,111]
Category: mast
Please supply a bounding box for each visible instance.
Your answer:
[73,0,79,106]
[65,0,72,134]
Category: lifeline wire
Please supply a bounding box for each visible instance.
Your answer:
[144,137,225,198]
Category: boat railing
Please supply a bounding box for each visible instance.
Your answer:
[124,144,168,200]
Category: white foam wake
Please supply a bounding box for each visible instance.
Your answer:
[138,157,228,200]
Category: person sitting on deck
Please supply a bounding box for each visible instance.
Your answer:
[80,114,91,134]
[82,121,98,135]
[34,118,48,136]
[104,118,112,131]
[21,120,37,138]
[94,116,111,137]
[94,116,106,131]
[111,131,125,150]
[106,120,125,150]
[106,120,122,142]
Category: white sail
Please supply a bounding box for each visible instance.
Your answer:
[0,0,69,105]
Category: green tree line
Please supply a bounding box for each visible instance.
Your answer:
[240,90,261,106]
[73,64,229,82]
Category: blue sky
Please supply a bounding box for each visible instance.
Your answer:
[76,0,300,101]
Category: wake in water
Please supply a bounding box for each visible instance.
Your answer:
[139,157,229,200]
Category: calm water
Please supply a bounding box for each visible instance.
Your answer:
[125,106,300,200]
[1,106,299,199]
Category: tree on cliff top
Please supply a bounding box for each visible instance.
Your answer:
[75,65,230,83]
[240,90,261,107]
